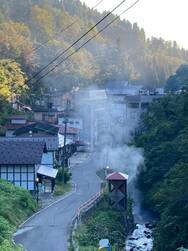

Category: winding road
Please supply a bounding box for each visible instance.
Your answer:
[14,153,101,251]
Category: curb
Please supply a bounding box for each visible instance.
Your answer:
[15,182,77,231]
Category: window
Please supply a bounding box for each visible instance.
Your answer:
[0,165,35,191]
[128,102,139,108]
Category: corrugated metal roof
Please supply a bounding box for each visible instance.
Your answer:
[37,165,58,179]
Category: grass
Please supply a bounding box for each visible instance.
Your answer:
[0,179,37,251]
[53,181,72,197]
[73,196,129,251]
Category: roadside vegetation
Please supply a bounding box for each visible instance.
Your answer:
[72,195,133,251]
[0,180,37,251]
[135,87,188,250]
[54,167,72,196]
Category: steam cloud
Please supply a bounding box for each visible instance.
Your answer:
[74,85,144,182]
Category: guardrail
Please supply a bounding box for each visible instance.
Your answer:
[70,191,102,250]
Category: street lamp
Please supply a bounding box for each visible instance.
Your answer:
[105,166,110,177]
[36,177,39,204]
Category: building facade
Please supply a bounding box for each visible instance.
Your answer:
[0,141,46,191]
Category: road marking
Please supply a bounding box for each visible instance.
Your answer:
[13,226,35,237]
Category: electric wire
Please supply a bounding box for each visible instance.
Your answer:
[33,0,140,84]
[92,0,104,9]
[30,0,105,52]
[27,0,128,83]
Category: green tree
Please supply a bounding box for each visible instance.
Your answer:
[0,59,27,101]
[135,89,188,251]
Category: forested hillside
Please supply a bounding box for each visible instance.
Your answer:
[0,0,188,101]
[165,64,188,92]
[135,88,188,250]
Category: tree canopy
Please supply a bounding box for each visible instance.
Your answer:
[135,90,188,251]
[0,59,27,101]
[0,0,188,93]
[165,64,188,92]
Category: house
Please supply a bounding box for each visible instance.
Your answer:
[124,94,163,122]
[74,89,109,150]
[58,114,83,130]
[0,141,57,192]
[58,112,82,143]
[105,81,142,96]
[12,121,69,166]
[11,100,32,112]
[33,105,61,124]
[4,115,33,137]
[2,121,75,167]
[58,126,80,142]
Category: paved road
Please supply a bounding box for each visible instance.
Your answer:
[14,153,101,251]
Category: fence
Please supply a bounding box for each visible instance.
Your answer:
[69,191,102,250]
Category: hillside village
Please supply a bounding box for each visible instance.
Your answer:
[0,0,188,251]
[0,83,164,195]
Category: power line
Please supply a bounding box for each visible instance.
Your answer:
[27,0,128,83]
[34,0,140,84]
[31,22,76,53]
[92,0,104,9]
[31,0,105,53]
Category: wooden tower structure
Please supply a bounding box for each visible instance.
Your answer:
[106,172,128,211]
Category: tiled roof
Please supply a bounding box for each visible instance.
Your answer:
[0,137,58,151]
[5,122,33,130]
[8,115,26,120]
[58,126,79,135]
[33,106,58,112]
[14,122,59,136]
[0,141,45,165]
[106,172,128,181]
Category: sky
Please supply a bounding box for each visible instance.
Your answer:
[80,0,188,49]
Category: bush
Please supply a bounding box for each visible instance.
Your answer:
[0,217,12,244]
[74,199,127,251]
[0,180,37,249]
[0,240,23,251]
[56,167,72,184]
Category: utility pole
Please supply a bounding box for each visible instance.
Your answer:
[62,99,69,184]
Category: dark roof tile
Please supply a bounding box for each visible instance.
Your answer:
[0,141,45,165]
[14,122,59,136]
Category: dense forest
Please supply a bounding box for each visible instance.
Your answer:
[165,64,188,92]
[0,0,188,101]
[135,72,188,250]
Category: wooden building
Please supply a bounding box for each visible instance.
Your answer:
[0,140,58,192]
[0,141,46,191]
[106,172,128,211]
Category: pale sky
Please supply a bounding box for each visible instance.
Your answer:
[80,0,188,49]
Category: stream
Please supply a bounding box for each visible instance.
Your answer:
[125,180,155,251]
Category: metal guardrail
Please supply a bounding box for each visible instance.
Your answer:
[70,191,102,250]
[72,191,102,224]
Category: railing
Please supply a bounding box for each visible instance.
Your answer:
[70,191,102,250]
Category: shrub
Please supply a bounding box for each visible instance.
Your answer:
[0,180,37,250]
[56,167,72,184]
